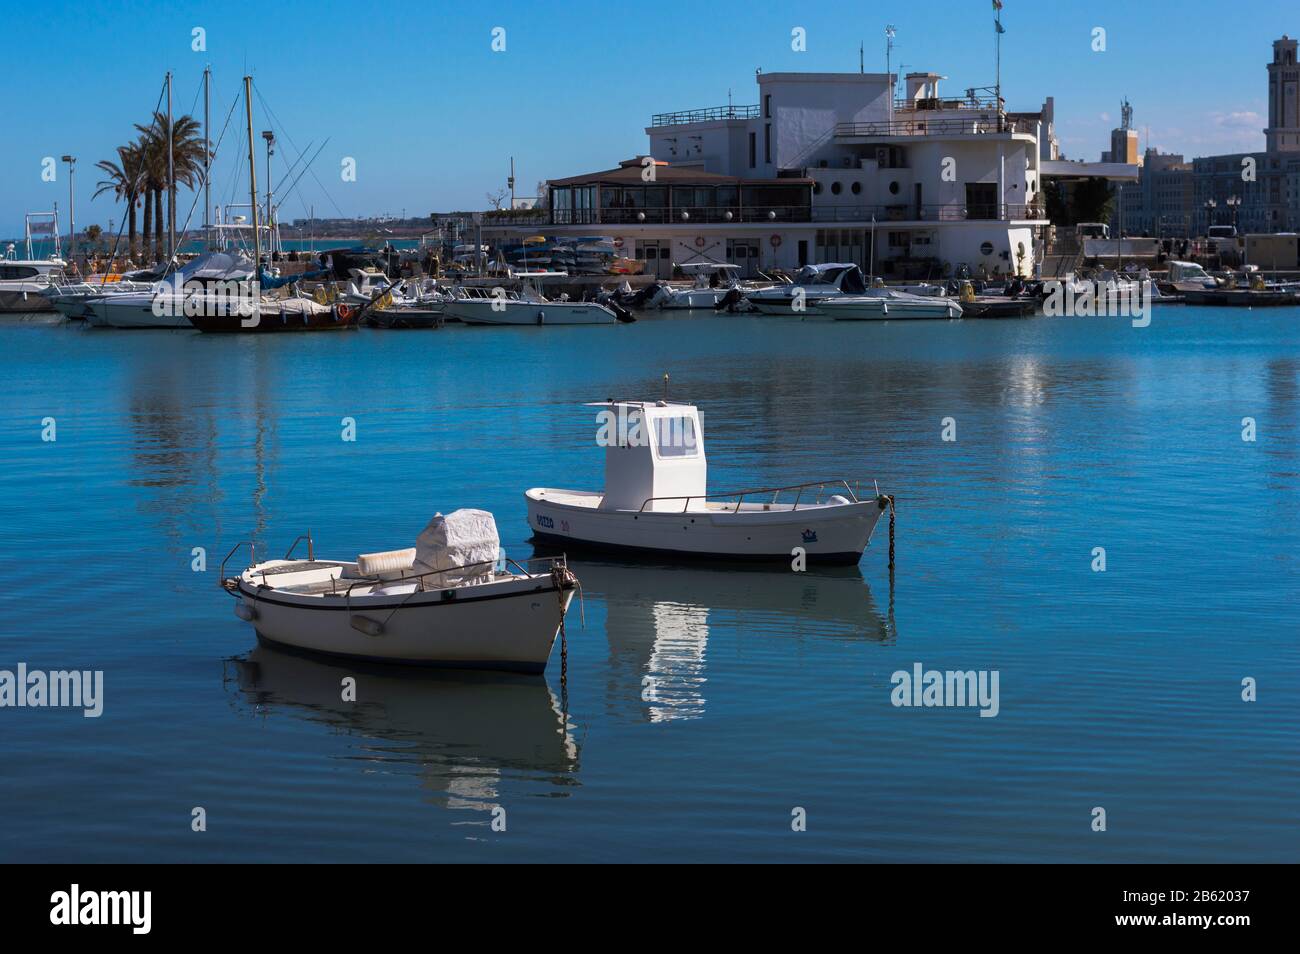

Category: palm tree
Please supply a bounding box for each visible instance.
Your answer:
[93,143,146,262]
[135,112,208,262]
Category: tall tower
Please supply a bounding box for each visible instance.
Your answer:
[1266,35,1300,152]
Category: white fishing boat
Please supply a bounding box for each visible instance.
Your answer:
[743,263,869,315]
[526,400,889,564]
[442,271,628,325]
[819,285,964,320]
[221,510,578,673]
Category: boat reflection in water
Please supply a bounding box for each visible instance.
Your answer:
[556,555,891,724]
[224,643,579,811]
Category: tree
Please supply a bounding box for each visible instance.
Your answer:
[1071,177,1114,225]
[1043,179,1070,227]
[135,112,208,262]
[534,181,549,209]
[485,188,508,211]
[93,143,146,260]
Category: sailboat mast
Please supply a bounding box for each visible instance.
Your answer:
[244,75,261,283]
[204,66,211,251]
[166,71,175,263]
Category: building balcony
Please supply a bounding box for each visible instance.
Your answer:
[650,104,760,127]
[483,202,1046,228]
[835,116,1034,138]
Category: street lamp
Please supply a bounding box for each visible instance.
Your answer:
[262,131,275,256]
[60,155,76,267]
[1203,198,1216,235]
[1225,195,1240,233]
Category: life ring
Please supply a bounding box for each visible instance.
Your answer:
[337,303,354,320]
[695,236,706,248]
[770,234,782,248]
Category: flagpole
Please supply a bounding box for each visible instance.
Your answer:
[995,2,1003,132]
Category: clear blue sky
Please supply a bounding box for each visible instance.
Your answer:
[1,0,1293,238]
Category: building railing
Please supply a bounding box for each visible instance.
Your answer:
[650,104,760,127]
[835,116,1031,137]
[483,203,1046,228]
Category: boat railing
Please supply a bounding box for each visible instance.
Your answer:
[638,479,866,514]
[219,541,256,588]
[284,531,314,562]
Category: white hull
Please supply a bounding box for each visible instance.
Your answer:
[0,286,58,313]
[235,571,574,673]
[526,489,883,564]
[820,296,963,320]
[443,298,618,325]
[83,296,193,329]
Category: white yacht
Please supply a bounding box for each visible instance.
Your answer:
[0,258,67,313]
[526,400,888,564]
[443,271,628,325]
[743,263,869,316]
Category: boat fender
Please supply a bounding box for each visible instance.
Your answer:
[234,603,258,622]
[537,311,544,325]
[349,615,384,637]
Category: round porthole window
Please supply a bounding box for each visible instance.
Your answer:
[831,182,842,195]
[813,181,822,195]
[980,241,995,256]
[851,182,861,194]
[889,181,900,195]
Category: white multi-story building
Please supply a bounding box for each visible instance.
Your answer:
[489,69,1056,279]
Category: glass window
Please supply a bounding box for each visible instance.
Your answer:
[654,415,698,458]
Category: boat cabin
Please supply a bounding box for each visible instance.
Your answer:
[592,400,706,512]
[676,262,742,288]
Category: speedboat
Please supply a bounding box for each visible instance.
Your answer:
[743,263,868,316]
[641,263,749,310]
[41,278,156,320]
[525,400,889,565]
[442,271,630,325]
[83,251,250,329]
[819,284,964,320]
[221,509,578,673]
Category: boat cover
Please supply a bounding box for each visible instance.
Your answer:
[413,509,500,586]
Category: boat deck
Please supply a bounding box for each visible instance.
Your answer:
[530,488,858,514]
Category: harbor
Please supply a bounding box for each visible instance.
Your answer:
[2,0,1299,886]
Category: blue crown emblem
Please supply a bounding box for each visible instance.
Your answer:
[801,529,818,543]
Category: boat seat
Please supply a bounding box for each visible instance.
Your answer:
[357,547,417,581]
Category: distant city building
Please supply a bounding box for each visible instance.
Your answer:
[1265,35,1300,151]
[1116,37,1300,237]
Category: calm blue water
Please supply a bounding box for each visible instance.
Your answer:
[1,306,1297,862]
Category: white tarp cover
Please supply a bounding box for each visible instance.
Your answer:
[413,509,500,586]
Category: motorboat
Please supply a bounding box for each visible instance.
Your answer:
[41,278,156,320]
[83,251,250,329]
[1162,260,1219,295]
[640,263,748,310]
[743,263,868,315]
[221,509,579,673]
[1183,268,1300,306]
[819,284,964,320]
[0,258,67,313]
[525,400,889,564]
[442,271,631,325]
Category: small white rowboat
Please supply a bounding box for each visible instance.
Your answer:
[221,511,578,673]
